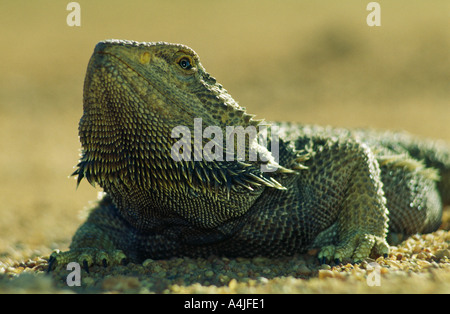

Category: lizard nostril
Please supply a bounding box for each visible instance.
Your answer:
[139,52,151,65]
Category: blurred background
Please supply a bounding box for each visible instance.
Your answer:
[0,0,449,259]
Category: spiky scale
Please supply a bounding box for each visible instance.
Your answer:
[49,40,450,270]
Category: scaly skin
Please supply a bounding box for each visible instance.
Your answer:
[48,40,449,270]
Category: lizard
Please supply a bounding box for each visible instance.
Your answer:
[48,39,450,271]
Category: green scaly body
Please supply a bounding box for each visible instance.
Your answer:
[48,40,450,269]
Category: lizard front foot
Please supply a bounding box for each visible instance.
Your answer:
[317,233,389,264]
[47,248,128,273]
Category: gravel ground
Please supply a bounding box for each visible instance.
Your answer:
[1,208,449,294]
[1,0,449,296]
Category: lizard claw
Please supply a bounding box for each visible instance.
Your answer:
[47,253,58,273]
[317,233,389,264]
[47,248,127,273]
[83,260,90,274]
[318,256,327,265]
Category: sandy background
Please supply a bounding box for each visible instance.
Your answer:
[0,1,449,293]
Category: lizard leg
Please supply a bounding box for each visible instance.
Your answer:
[313,140,390,263]
[48,195,131,272]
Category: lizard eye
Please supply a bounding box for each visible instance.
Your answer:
[178,57,192,70]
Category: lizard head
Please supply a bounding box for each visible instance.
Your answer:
[74,40,296,232]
